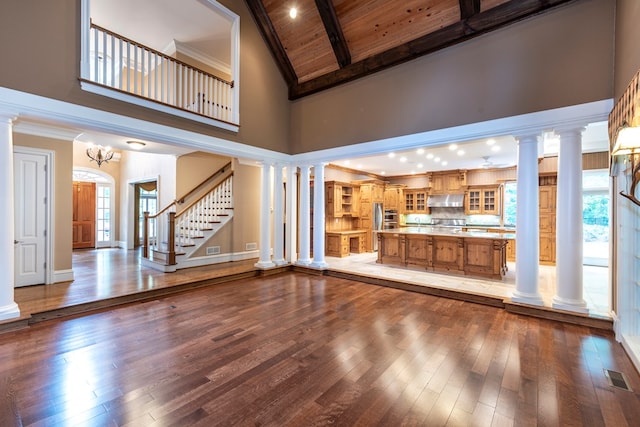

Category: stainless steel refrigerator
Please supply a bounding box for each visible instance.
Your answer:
[373,203,383,251]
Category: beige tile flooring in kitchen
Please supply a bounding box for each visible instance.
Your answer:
[326,252,611,318]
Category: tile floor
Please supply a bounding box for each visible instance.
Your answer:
[326,252,610,318]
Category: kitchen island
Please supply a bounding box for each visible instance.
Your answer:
[377,227,514,280]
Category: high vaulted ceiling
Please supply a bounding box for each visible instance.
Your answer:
[246,0,577,99]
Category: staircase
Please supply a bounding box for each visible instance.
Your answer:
[142,163,234,272]
[175,174,233,259]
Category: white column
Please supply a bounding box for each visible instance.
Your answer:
[0,115,20,321]
[255,162,275,268]
[285,165,298,264]
[553,127,588,313]
[512,133,544,306]
[296,165,312,266]
[310,162,328,269]
[272,164,286,265]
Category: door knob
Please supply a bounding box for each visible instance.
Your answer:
[14,240,20,244]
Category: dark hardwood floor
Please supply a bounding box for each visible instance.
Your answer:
[10,248,260,325]
[1,272,638,426]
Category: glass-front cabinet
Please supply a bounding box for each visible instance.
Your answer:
[465,185,501,215]
[403,188,429,214]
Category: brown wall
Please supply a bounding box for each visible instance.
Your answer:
[290,0,615,154]
[0,0,291,154]
[175,152,231,198]
[614,0,640,101]
[189,158,261,257]
[230,160,261,253]
[13,134,73,272]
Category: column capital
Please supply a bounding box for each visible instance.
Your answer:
[0,113,17,126]
[514,134,542,148]
[513,130,544,142]
[311,162,328,170]
[553,126,586,138]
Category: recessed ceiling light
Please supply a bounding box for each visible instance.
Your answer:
[416,148,425,154]
[487,138,496,145]
[491,145,501,152]
[344,160,351,165]
[434,157,441,162]
[426,153,434,159]
[441,161,448,166]
[289,7,297,19]
[411,170,415,175]
[417,163,423,168]
[357,164,363,169]
[457,149,465,156]
[399,156,407,162]
[449,143,458,151]
[388,152,396,158]
[381,171,386,175]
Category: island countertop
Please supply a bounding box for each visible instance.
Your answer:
[376,227,512,279]
[378,226,515,240]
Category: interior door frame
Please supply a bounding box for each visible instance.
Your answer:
[126,175,160,250]
[73,167,116,248]
[13,145,54,285]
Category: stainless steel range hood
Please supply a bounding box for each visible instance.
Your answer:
[427,194,464,207]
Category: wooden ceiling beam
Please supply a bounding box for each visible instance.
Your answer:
[289,0,577,99]
[314,0,351,68]
[245,0,298,87]
[459,0,481,20]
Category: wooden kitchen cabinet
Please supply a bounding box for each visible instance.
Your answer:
[325,181,359,217]
[383,186,403,210]
[539,182,556,264]
[403,188,429,214]
[326,231,366,257]
[465,185,501,215]
[428,170,466,194]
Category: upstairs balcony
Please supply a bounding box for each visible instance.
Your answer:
[81,22,238,131]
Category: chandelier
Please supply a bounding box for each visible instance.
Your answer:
[86,144,114,167]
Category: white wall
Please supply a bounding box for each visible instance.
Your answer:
[119,150,177,248]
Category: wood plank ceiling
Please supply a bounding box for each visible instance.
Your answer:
[246,0,578,99]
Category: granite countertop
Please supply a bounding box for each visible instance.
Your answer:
[464,225,516,232]
[378,226,515,240]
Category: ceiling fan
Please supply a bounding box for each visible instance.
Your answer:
[480,156,509,169]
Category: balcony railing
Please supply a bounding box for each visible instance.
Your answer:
[88,23,235,124]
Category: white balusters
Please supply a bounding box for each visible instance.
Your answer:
[89,24,235,123]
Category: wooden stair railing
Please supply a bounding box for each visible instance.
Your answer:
[143,162,232,265]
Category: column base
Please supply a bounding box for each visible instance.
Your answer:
[309,260,329,269]
[295,259,312,267]
[552,295,589,314]
[511,291,544,307]
[254,260,276,269]
[273,259,288,266]
[0,302,20,321]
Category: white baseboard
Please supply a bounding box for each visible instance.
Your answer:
[620,333,640,375]
[176,250,259,270]
[611,310,620,340]
[53,269,74,283]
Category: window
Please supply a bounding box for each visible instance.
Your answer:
[96,185,111,242]
[582,170,609,267]
[503,181,517,226]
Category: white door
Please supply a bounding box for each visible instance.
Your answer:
[14,151,47,287]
